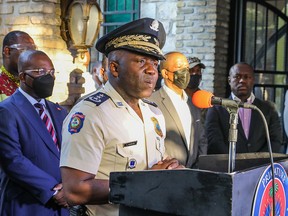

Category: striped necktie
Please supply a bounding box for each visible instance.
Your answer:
[34,103,59,151]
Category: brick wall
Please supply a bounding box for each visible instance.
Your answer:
[0,0,231,101]
[141,0,231,97]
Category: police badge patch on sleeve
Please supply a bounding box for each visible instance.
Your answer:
[84,92,110,106]
[68,112,85,134]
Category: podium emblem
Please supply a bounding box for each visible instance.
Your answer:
[252,163,288,216]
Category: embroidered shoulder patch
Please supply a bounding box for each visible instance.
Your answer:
[68,112,85,134]
[142,98,158,107]
[84,92,110,106]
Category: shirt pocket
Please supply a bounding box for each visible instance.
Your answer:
[115,143,135,171]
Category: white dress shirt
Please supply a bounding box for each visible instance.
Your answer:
[163,85,192,149]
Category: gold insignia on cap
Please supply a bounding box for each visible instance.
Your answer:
[106,34,150,49]
[153,38,160,47]
[105,34,163,56]
[150,20,159,32]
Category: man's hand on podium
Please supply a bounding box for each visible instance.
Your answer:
[150,157,186,170]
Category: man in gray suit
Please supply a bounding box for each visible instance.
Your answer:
[149,51,207,168]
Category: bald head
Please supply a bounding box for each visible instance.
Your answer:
[229,62,254,76]
[2,30,36,77]
[18,50,52,72]
[2,31,34,52]
[160,51,189,72]
[160,51,190,93]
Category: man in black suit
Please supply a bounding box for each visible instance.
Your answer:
[205,62,282,154]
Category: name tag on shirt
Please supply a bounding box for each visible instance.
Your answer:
[123,141,137,147]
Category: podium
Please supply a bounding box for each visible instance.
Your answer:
[109,153,288,216]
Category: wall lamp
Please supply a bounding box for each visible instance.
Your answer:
[61,0,103,63]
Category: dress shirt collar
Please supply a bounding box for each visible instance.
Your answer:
[163,84,188,102]
[231,92,255,104]
[19,87,46,107]
[104,81,141,108]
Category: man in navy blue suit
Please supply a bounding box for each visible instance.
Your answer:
[0,50,69,216]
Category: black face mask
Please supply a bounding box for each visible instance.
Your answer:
[170,68,190,89]
[25,73,55,98]
[187,74,202,89]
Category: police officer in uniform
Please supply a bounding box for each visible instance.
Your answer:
[60,18,183,216]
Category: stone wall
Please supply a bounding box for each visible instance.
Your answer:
[0,0,231,101]
[141,0,231,96]
[0,0,87,103]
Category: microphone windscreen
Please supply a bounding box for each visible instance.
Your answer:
[192,90,214,108]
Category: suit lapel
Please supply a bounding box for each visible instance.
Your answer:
[237,117,247,140]
[11,91,60,158]
[159,88,188,148]
[186,98,196,166]
[248,99,261,140]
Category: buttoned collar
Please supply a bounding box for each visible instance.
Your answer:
[163,84,188,102]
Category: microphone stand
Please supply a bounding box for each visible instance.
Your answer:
[226,104,275,215]
[225,106,239,173]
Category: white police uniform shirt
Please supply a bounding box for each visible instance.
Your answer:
[60,81,166,216]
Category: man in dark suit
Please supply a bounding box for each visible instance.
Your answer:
[0,50,69,216]
[205,62,282,154]
[149,51,207,168]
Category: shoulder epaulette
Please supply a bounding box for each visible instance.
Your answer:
[142,98,158,107]
[84,92,110,106]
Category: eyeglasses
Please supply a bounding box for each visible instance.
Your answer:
[8,43,37,53]
[24,68,55,76]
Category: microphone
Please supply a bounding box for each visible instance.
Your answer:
[192,90,276,213]
[192,90,256,109]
